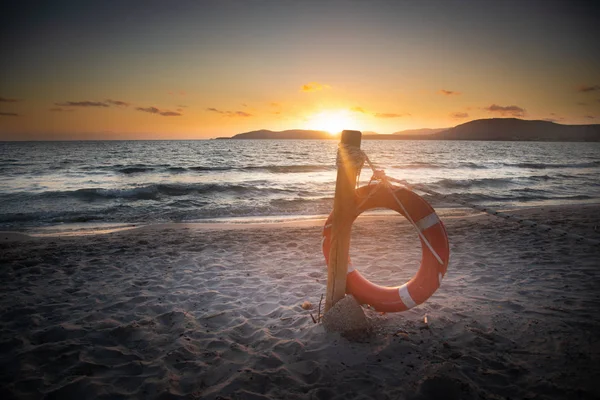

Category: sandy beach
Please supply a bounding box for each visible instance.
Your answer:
[1,204,599,399]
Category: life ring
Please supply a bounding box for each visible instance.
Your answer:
[322,183,450,312]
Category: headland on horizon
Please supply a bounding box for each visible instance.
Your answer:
[219,118,600,142]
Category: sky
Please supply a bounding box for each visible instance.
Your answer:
[1,0,599,140]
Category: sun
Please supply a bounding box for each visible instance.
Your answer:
[305,110,358,135]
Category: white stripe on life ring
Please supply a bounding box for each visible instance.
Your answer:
[398,283,417,309]
[415,213,440,232]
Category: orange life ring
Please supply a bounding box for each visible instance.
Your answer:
[322,183,450,312]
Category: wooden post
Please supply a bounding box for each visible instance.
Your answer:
[325,130,362,312]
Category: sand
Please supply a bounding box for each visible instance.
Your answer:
[1,205,599,399]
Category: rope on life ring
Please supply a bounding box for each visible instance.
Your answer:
[322,182,450,312]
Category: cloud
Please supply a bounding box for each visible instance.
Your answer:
[136,106,182,116]
[484,104,526,117]
[451,112,469,118]
[0,97,21,102]
[55,101,109,107]
[0,112,18,116]
[584,115,595,119]
[106,99,129,107]
[351,106,366,113]
[206,108,252,117]
[49,107,75,112]
[578,85,600,93]
[576,102,587,106]
[300,82,330,92]
[177,104,188,108]
[374,112,410,118]
[439,89,460,96]
[233,111,252,117]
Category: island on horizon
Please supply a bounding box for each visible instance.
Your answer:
[218,118,600,142]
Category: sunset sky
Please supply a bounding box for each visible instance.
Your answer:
[1,0,599,140]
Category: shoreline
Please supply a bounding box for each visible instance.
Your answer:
[2,202,598,241]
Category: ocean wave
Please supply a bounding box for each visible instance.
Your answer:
[392,162,441,169]
[24,183,301,202]
[254,165,333,173]
[423,192,594,204]
[191,165,333,173]
[91,164,335,174]
[504,161,600,169]
[270,197,332,206]
[457,162,488,169]
[167,167,187,173]
[118,166,155,174]
[392,161,489,170]
[189,166,231,171]
[433,177,514,189]
[526,175,554,182]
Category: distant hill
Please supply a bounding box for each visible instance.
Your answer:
[224,119,600,141]
[430,118,600,141]
[226,129,333,140]
[392,128,448,135]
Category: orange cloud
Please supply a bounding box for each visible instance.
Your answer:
[351,106,366,113]
[55,101,109,107]
[206,108,252,117]
[451,112,469,118]
[374,112,410,118]
[106,99,129,107]
[0,112,18,116]
[484,104,525,117]
[577,84,600,93]
[439,89,460,96]
[300,82,330,92]
[0,97,21,102]
[136,106,182,116]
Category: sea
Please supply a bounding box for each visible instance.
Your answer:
[1,140,599,233]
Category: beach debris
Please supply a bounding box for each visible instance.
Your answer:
[418,314,430,330]
[317,293,323,323]
[301,301,312,310]
[309,294,325,324]
[202,311,226,320]
[322,295,370,337]
[393,330,410,340]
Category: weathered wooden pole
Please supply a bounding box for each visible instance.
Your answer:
[325,130,362,312]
